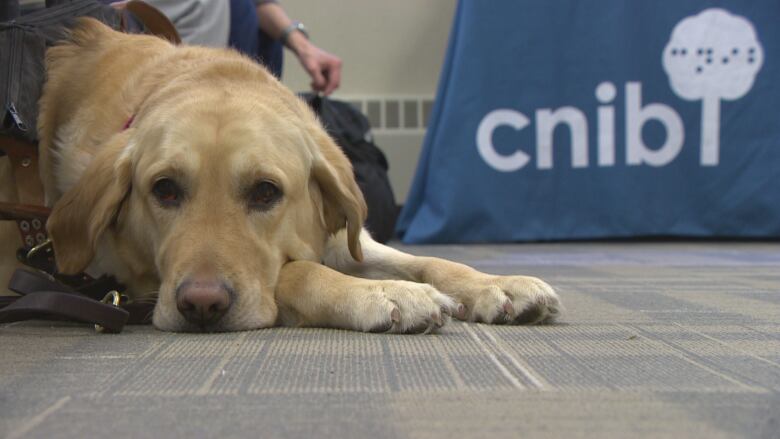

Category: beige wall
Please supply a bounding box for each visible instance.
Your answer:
[280,0,456,95]
[279,1,457,202]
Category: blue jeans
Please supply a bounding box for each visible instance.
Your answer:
[228,0,283,78]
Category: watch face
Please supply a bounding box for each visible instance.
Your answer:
[282,21,308,43]
[295,22,309,38]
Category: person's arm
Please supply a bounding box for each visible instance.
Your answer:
[256,1,342,95]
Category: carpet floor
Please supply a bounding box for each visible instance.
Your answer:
[1,242,778,439]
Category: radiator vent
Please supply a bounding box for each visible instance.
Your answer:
[340,96,435,134]
[330,96,435,203]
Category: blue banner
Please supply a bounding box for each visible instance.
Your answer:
[397,0,780,243]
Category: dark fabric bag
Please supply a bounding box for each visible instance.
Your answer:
[301,94,398,243]
[0,0,122,143]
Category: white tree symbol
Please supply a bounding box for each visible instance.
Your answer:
[662,8,763,165]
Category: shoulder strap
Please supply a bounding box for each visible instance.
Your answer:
[113,0,181,44]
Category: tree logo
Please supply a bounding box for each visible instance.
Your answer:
[662,8,764,166]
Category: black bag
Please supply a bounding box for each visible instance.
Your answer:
[0,0,125,143]
[301,94,398,243]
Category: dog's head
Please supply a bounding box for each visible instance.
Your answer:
[46,60,366,332]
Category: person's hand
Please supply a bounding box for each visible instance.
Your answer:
[289,34,342,95]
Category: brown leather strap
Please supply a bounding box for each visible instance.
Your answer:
[0,291,129,333]
[0,135,49,249]
[0,136,44,205]
[1,270,128,332]
[0,2,175,330]
[0,202,51,221]
[15,217,47,250]
[1,269,155,332]
[8,268,76,296]
[112,0,181,44]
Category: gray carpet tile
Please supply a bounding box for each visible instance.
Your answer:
[1,242,779,439]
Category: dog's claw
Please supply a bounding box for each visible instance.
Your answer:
[369,320,394,333]
[503,300,515,316]
[455,303,467,320]
[423,320,437,335]
[390,308,401,323]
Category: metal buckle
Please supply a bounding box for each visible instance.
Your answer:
[94,290,121,333]
[26,237,52,261]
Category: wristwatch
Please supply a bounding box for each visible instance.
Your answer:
[280,21,309,46]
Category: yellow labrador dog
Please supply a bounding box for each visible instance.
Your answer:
[3,18,561,333]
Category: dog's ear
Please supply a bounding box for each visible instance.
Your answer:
[46,131,133,274]
[311,130,367,261]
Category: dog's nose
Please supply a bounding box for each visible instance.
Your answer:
[176,277,231,327]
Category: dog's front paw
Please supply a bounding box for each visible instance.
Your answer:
[354,280,457,334]
[458,275,561,325]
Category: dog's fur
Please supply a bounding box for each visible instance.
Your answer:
[0,19,561,333]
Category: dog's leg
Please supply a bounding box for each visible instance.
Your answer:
[276,260,456,333]
[323,229,562,325]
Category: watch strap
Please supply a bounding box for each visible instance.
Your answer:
[280,21,309,46]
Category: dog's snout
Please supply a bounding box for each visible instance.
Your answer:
[176,277,232,327]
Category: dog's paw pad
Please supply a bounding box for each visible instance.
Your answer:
[513,303,545,324]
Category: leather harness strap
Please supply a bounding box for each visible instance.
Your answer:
[0,202,51,220]
[2,136,44,206]
[0,134,147,332]
[1,137,49,250]
[113,0,181,44]
[0,267,155,331]
[1,270,129,332]
[0,0,180,332]
[0,202,49,247]
[0,137,147,331]
[0,292,128,332]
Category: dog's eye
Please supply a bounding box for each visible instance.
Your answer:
[152,178,183,207]
[248,181,282,210]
